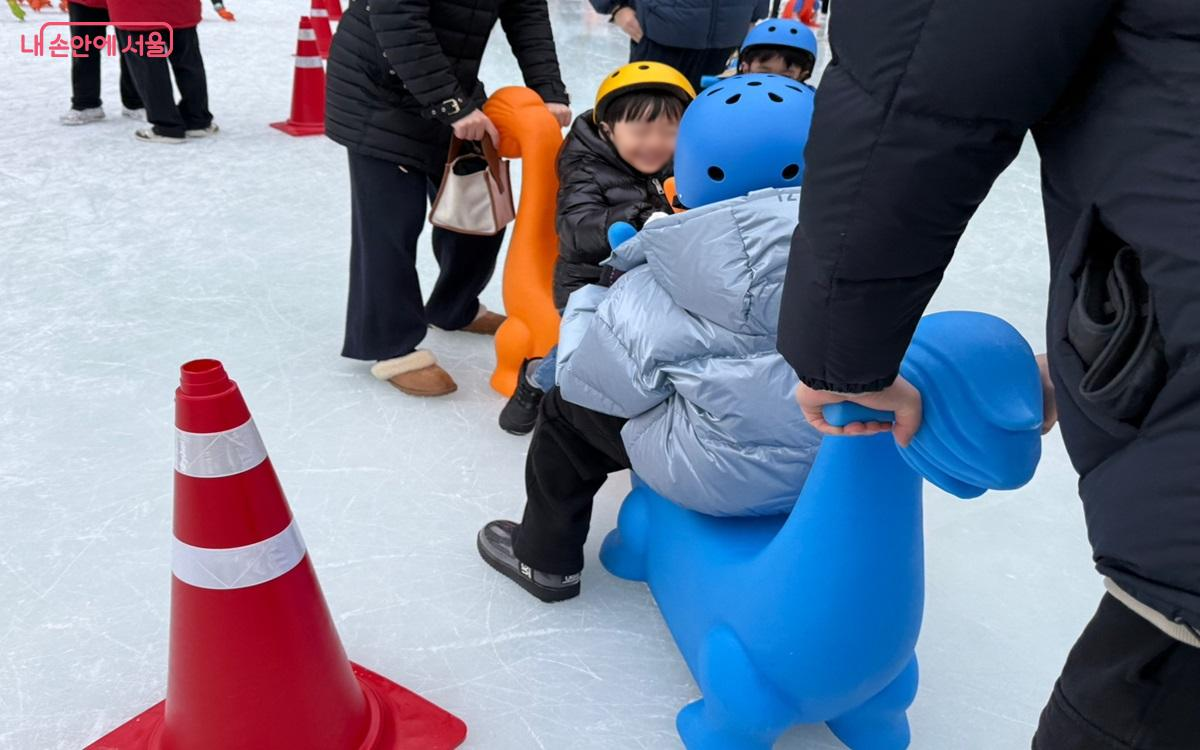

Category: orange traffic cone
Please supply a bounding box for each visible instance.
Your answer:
[270,17,326,137]
[310,0,333,59]
[326,0,343,22]
[85,359,468,750]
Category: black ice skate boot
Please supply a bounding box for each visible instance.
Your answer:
[498,359,544,436]
[477,520,580,603]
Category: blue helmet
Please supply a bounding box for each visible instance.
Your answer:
[740,19,817,61]
[673,74,815,208]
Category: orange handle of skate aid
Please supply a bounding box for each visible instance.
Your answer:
[663,177,684,214]
[483,88,565,397]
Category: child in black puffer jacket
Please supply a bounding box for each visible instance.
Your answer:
[499,62,695,435]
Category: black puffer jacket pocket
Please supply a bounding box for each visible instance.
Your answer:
[1067,243,1167,427]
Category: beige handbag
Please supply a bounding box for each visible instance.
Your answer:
[429,137,515,236]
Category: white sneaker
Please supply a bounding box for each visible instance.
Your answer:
[185,123,220,138]
[134,128,186,144]
[60,107,105,126]
[122,107,146,121]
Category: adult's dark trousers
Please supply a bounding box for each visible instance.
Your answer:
[117,26,212,138]
[512,387,630,575]
[1032,594,1200,749]
[342,150,505,361]
[68,2,142,111]
[630,36,735,92]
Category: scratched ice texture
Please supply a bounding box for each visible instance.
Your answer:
[0,3,1100,749]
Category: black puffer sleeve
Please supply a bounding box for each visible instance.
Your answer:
[499,0,570,105]
[369,0,472,123]
[556,162,654,267]
[777,0,1114,393]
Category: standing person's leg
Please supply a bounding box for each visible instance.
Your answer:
[166,26,214,133]
[627,36,732,91]
[343,153,458,394]
[630,35,656,69]
[66,2,105,114]
[1032,594,1200,749]
[480,387,631,601]
[117,36,145,113]
[422,176,505,331]
[672,46,738,91]
[117,29,186,139]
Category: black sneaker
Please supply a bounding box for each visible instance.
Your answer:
[498,359,544,436]
[477,520,581,603]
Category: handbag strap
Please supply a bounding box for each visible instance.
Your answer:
[481,138,507,192]
[445,136,508,194]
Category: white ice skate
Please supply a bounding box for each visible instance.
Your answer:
[185,123,221,138]
[134,128,186,144]
[60,107,105,126]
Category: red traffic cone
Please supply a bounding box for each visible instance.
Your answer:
[310,0,333,59]
[270,17,326,137]
[85,359,468,750]
[326,0,343,22]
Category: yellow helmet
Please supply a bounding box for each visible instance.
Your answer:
[593,62,696,124]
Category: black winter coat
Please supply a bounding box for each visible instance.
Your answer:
[325,0,568,173]
[778,0,1200,630]
[554,113,673,309]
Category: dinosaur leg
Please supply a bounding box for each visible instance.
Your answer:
[826,654,918,750]
[490,317,531,397]
[598,486,652,581]
[676,626,795,750]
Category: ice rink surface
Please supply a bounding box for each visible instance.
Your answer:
[1,3,1103,748]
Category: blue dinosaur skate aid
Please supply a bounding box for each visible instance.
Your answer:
[600,311,1044,749]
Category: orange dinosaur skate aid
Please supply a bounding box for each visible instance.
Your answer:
[482,88,565,397]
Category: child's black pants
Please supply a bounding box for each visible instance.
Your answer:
[1033,594,1200,749]
[117,27,212,138]
[68,2,142,111]
[512,387,629,575]
[341,151,504,361]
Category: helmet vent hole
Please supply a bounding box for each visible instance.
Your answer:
[707,87,723,96]
[768,92,784,103]
[747,81,762,87]
[782,163,800,180]
[638,64,650,70]
[708,166,725,182]
[789,28,798,34]
[610,72,620,78]
[787,85,803,92]
[725,94,741,104]
[768,25,776,31]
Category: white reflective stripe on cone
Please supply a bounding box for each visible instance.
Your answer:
[173,518,307,590]
[298,29,317,41]
[295,57,324,68]
[175,418,268,478]
[311,8,328,15]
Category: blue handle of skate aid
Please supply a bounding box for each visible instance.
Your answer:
[699,75,722,90]
[822,402,895,428]
[607,221,638,251]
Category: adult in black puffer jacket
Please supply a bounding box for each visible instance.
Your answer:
[325,0,570,397]
[553,112,672,309]
[777,1,1200,746]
